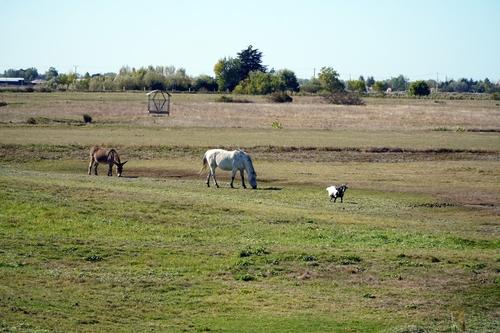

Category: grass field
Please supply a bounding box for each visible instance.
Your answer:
[0,92,499,332]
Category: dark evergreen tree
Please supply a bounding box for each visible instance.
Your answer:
[237,45,267,81]
[366,76,375,87]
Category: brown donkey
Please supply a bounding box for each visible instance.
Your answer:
[88,146,127,177]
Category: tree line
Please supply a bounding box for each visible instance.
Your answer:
[2,45,500,95]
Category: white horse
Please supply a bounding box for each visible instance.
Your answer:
[201,149,257,189]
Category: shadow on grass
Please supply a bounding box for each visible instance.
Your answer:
[258,187,282,191]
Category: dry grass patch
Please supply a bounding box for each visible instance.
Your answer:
[1,92,499,130]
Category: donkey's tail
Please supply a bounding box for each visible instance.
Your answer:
[200,154,208,175]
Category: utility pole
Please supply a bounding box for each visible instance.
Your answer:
[313,68,316,78]
[74,65,78,76]
[436,72,439,92]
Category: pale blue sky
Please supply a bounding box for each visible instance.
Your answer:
[1,0,499,80]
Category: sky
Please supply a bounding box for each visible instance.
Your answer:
[1,0,499,81]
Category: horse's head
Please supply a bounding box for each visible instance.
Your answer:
[244,155,257,189]
[115,161,127,177]
[249,171,257,189]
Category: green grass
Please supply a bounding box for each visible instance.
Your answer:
[0,159,498,332]
[0,93,499,332]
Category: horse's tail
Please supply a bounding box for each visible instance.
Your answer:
[200,153,208,174]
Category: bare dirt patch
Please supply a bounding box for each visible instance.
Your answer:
[1,143,498,163]
[126,167,199,179]
[250,146,499,163]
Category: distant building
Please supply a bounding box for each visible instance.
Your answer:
[0,77,25,86]
[31,79,46,85]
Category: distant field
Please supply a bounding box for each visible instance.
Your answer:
[1,92,499,130]
[0,92,499,332]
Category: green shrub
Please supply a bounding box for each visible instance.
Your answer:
[492,92,500,100]
[271,121,283,129]
[26,117,37,125]
[215,95,252,103]
[340,255,362,265]
[235,273,255,281]
[433,127,451,131]
[322,92,365,105]
[83,114,93,124]
[0,101,7,107]
[85,255,103,262]
[302,255,317,262]
[38,86,53,93]
[238,246,268,257]
[268,91,292,103]
[409,81,430,96]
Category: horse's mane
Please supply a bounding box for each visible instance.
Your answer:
[242,152,256,175]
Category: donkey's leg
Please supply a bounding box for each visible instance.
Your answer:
[94,162,99,175]
[239,169,246,189]
[108,163,113,176]
[88,159,94,175]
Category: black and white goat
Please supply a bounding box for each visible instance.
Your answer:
[326,184,348,203]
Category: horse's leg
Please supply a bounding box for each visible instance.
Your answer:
[206,171,211,187]
[211,168,219,188]
[239,169,246,189]
[230,169,237,188]
[108,163,113,176]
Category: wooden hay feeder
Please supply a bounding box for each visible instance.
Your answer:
[147,90,171,115]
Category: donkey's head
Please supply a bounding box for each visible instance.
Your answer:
[114,161,127,177]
